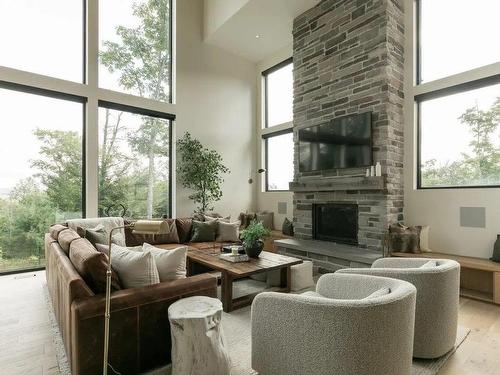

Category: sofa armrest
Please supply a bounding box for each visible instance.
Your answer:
[72,273,217,318]
[70,273,217,375]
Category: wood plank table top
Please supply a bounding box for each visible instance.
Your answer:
[187,249,302,278]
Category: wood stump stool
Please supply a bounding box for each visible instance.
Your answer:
[168,296,231,375]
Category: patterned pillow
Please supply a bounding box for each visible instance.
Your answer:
[388,223,422,253]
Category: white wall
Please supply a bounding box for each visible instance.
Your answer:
[175,0,257,220]
[403,0,500,259]
[255,44,294,230]
[203,0,249,39]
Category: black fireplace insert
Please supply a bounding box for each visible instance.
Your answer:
[313,203,358,245]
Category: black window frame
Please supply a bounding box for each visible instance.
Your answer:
[416,75,500,190]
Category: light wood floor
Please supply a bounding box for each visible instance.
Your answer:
[1,271,500,375]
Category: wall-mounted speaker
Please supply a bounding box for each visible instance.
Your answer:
[460,207,486,228]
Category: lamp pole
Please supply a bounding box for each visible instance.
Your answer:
[103,225,132,375]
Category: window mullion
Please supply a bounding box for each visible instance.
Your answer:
[85,0,99,217]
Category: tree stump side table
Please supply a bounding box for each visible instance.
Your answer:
[168,296,231,375]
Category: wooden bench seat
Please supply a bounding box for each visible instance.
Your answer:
[391,251,500,305]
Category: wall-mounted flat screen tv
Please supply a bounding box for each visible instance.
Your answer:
[299,112,372,172]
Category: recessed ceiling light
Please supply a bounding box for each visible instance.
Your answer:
[255,34,261,39]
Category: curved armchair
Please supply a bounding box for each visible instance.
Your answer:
[338,258,460,358]
[251,273,416,375]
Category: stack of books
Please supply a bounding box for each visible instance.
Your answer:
[219,253,249,263]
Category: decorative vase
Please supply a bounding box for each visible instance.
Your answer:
[492,235,500,263]
[244,240,264,258]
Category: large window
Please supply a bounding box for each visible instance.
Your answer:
[0,0,174,273]
[265,131,294,191]
[98,107,171,218]
[261,59,294,191]
[0,0,84,82]
[99,0,172,102]
[0,89,83,273]
[416,0,500,189]
[419,0,500,83]
[263,58,293,128]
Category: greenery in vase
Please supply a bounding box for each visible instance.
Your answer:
[176,132,230,213]
[240,220,271,247]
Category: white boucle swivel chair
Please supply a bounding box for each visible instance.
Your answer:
[251,273,417,375]
[338,258,460,359]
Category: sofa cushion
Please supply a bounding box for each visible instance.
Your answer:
[190,220,217,242]
[49,224,68,240]
[204,214,231,223]
[238,212,256,229]
[69,238,122,293]
[143,243,187,281]
[58,228,81,254]
[216,221,240,242]
[154,243,188,251]
[77,224,123,247]
[256,211,274,230]
[125,219,180,246]
[67,217,126,246]
[94,242,143,256]
[110,243,160,289]
[175,218,193,243]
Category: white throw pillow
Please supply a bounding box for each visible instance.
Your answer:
[216,221,241,242]
[143,243,187,281]
[110,243,160,288]
[291,261,315,291]
[420,260,437,268]
[420,226,431,252]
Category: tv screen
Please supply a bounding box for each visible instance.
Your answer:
[299,112,372,172]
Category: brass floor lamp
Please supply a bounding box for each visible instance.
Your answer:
[103,220,169,375]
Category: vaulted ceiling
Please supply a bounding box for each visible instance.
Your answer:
[203,0,320,62]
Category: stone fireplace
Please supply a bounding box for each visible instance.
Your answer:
[276,0,405,271]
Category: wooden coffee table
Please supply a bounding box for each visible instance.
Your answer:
[186,249,302,312]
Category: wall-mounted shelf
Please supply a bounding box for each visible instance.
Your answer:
[289,175,386,192]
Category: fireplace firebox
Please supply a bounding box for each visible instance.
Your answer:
[313,203,358,245]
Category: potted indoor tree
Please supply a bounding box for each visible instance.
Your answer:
[240,220,271,258]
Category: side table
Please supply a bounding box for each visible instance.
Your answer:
[168,296,231,375]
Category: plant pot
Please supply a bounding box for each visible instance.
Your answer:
[244,240,264,258]
[492,234,500,263]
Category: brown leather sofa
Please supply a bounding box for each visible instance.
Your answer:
[45,218,219,375]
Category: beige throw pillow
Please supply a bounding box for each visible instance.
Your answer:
[419,226,431,252]
[204,214,231,223]
[143,243,187,281]
[110,243,160,289]
[216,221,241,242]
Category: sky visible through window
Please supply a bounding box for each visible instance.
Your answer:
[266,63,293,127]
[419,0,500,186]
[0,0,149,198]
